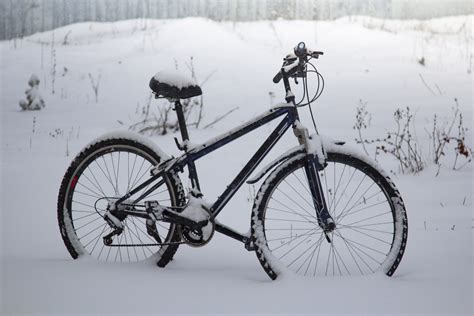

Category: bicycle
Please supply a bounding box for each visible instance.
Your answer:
[57,42,408,279]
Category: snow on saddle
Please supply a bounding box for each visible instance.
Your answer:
[149,70,202,100]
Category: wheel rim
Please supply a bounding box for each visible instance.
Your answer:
[262,157,396,276]
[64,144,176,262]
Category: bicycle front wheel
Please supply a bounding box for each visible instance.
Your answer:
[251,151,408,280]
[58,135,185,265]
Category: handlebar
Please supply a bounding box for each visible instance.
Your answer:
[273,41,324,83]
[272,71,283,84]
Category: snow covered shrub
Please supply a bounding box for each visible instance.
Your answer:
[19,74,45,111]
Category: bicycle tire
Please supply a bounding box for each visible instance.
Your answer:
[57,135,185,266]
[251,151,408,280]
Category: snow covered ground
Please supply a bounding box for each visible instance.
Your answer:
[1,16,472,315]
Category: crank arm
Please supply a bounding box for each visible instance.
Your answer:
[146,219,162,244]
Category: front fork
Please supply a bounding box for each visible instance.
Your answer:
[293,122,335,239]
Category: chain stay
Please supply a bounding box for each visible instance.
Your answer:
[106,240,187,247]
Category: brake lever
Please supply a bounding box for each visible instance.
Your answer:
[310,51,324,59]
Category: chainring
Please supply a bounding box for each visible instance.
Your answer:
[178,207,215,247]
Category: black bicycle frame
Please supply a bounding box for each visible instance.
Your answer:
[115,104,301,244]
[114,72,333,246]
[186,105,298,214]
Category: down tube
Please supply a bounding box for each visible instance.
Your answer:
[211,114,295,217]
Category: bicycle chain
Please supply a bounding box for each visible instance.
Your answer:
[106,240,187,247]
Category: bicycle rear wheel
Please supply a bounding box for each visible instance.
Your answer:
[58,136,185,265]
[251,151,408,279]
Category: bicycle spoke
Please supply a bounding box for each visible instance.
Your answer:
[73,211,98,221]
[80,170,108,198]
[312,233,324,276]
[74,215,103,231]
[302,234,325,276]
[336,181,377,221]
[100,156,118,195]
[275,187,317,219]
[344,210,392,227]
[332,167,357,213]
[127,153,138,193]
[71,209,96,214]
[337,174,367,219]
[267,206,317,221]
[129,158,147,190]
[270,227,318,253]
[335,231,387,258]
[265,217,318,224]
[283,178,314,210]
[74,189,102,199]
[337,199,387,222]
[332,239,351,275]
[335,230,374,273]
[271,192,318,222]
[338,224,394,235]
[293,233,324,272]
[288,237,319,269]
[292,171,312,196]
[88,223,108,254]
[93,158,116,193]
[76,181,104,200]
[277,228,320,260]
[79,221,108,241]
[338,190,385,218]
[340,225,392,246]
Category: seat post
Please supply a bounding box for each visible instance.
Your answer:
[174,100,190,142]
[174,100,202,193]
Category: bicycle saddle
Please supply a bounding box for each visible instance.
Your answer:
[149,70,202,99]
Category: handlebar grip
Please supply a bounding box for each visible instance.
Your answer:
[273,71,283,84]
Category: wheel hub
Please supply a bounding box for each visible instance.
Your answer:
[107,198,132,221]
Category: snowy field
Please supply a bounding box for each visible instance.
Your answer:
[1,16,473,315]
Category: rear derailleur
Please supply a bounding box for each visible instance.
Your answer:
[101,196,215,248]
